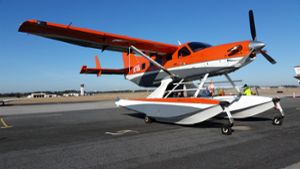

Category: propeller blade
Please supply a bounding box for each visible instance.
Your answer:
[260,50,277,64]
[249,10,257,41]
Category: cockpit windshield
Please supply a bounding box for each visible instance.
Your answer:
[188,42,212,52]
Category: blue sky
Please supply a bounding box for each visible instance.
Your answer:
[0,0,299,93]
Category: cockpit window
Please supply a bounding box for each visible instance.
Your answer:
[178,47,191,58]
[188,42,212,52]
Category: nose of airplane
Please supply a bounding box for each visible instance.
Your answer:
[249,41,265,51]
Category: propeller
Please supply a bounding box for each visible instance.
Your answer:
[249,10,256,41]
[261,50,277,64]
[248,10,276,64]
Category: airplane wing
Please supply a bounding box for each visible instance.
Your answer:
[18,20,178,56]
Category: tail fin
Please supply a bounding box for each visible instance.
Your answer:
[95,55,101,76]
[95,56,100,69]
[122,52,147,74]
[122,52,139,69]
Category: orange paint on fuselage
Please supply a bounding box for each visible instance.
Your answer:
[124,40,251,75]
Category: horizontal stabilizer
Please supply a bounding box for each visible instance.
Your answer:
[80,56,128,76]
[80,66,128,76]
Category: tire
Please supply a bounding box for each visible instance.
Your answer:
[272,116,283,126]
[144,116,152,124]
[221,125,232,135]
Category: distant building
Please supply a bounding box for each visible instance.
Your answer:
[27,93,57,98]
[63,93,79,97]
[260,86,271,89]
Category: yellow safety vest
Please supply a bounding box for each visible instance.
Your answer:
[243,87,252,96]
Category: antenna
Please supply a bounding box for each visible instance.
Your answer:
[177,40,182,45]
[67,22,72,27]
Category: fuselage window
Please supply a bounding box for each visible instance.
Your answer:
[188,42,212,52]
[149,58,162,69]
[155,58,163,64]
[166,54,172,61]
[178,47,191,58]
[141,63,146,70]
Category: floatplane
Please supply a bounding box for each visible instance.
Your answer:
[19,10,285,135]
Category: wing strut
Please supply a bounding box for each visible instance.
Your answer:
[194,73,209,97]
[224,73,240,94]
[164,79,184,98]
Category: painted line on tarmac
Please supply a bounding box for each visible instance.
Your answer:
[232,126,252,131]
[105,130,139,136]
[0,117,12,128]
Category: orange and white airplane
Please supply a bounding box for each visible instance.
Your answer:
[19,10,284,135]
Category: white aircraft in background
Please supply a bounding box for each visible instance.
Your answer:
[294,66,300,85]
[0,98,19,106]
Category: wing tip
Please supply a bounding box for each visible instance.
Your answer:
[18,19,47,32]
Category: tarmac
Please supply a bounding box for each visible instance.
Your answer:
[0,97,300,169]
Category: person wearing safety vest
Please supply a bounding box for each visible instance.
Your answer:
[242,84,252,96]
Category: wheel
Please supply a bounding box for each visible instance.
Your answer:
[221,125,232,135]
[272,116,283,126]
[144,116,153,124]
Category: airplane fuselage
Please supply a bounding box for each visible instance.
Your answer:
[125,40,253,87]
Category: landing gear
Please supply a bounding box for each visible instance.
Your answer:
[221,124,233,135]
[144,116,153,124]
[272,98,285,126]
[272,116,283,126]
[220,101,234,135]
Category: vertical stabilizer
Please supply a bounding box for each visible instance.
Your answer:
[122,52,145,75]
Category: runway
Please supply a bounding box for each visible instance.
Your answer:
[0,98,300,169]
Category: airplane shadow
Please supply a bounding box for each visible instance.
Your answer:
[189,120,225,129]
[234,117,272,122]
[126,113,224,129]
[126,113,145,119]
[126,113,273,129]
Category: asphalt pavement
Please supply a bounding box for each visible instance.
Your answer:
[0,98,299,169]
